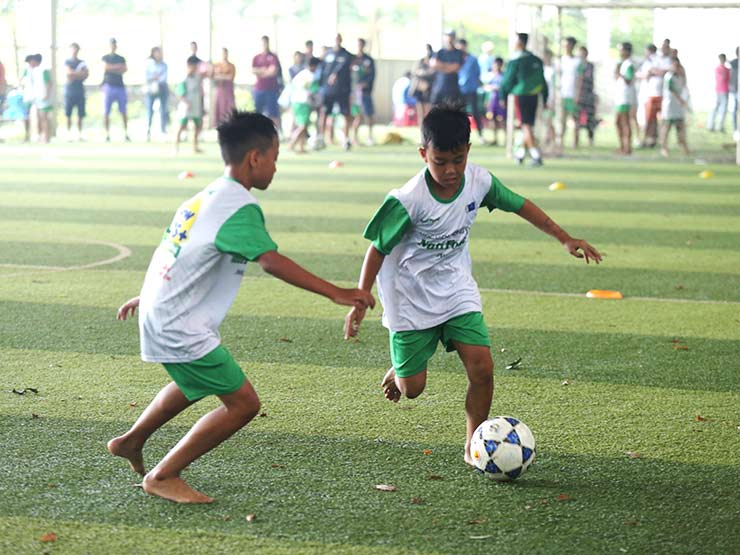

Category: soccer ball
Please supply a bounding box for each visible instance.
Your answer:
[470,416,535,480]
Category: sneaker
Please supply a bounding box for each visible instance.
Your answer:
[344,139,352,151]
[515,157,524,165]
[365,138,376,146]
[528,158,544,167]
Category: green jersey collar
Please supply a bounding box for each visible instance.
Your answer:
[425,168,465,204]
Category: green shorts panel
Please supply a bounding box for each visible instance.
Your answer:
[562,98,577,114]
[180,116,202,127]
[292,102,311,126]
[615,104,631,114]
[390,312,491,378]
[163,345,246,401]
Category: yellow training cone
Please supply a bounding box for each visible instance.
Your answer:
[698,170,714,179]
[549,181,567,191]
[586,290,623,300]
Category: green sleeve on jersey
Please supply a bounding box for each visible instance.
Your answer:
[668,75,677,94]
[43,69,51,84]
[481,173,526,213]
[363,196,412,255]
[215,204,278,261]
[624,64,634,81]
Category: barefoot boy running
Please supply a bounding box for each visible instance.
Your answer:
[344,104,600,465]
[110,111,374,503]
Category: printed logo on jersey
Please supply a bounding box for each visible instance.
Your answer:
[160,194,203,258]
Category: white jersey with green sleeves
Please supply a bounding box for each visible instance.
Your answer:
[139,176,277,363]
[364,162,525,332]
[615,59,636,107]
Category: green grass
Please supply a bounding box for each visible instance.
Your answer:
[0,134,739,555]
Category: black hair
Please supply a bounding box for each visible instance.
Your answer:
[517,33,529,47]
[566,36,577,46]
[305,40,313,47]
[217,110,278,165]
[308,56,320,69]
[421,103,470,151]
[26,53,42,63]
[494,56,504,65]
[186,55,200,66]
[358,38,366,47]
[70,42,80,50]
[621,42,633,54]
[457,38,468,47]
[646,44,657,53]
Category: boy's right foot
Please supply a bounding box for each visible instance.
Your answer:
[107,435,146,476]
[380,367,401,403]
[142,473,214,504]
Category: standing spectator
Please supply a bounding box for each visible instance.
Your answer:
[212,47,235,127]
[559,37,581,149]
[23,54,52,143]
[252,36,282,130]
[289,51,305,80]
[175,56,204,153]
[707,53,730,133]
[614,42,636,156]
[499,32,548,166]
[102,38,129,142]
[484,57,506,146]
[351,38,375,146]
[289,56,320,153]
[189,41,203,65]
[145,46,168,141]
[64,43,89,140]
[478,41,495,83]
[542,49,557,151]
[730,47,739,138]
[0,57,7,115]
[318,34,353,151]
[429,30,463,106]
[638,43,670,147]
[456,38,485,144]
[660,57,689,157]
[576,46,598,147]
[409,44,434,126]
[303,40,315,63]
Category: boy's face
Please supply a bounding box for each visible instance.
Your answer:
[186,63,197,75]
[419,143,471,190]
[249,137,280,190]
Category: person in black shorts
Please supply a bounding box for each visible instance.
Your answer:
[319,34,354,150]
[499,33,548,166]
[64,43,89,140]
[429,30,463,106]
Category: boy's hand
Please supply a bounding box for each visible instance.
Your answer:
[117,296,140,321]
[344,306,367,339]
[564,239,602,264]
[333,288,375,310]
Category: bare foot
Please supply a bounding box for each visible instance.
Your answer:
[380,367,401,403]
[142,474,214,504]
[464,444,476,468]
[107,436,146,476]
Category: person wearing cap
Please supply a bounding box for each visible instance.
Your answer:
[101,38,130,142]
[429,30,464,106]
[499,32,548,166]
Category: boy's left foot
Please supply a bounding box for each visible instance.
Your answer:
[107,435,146,476]
[380,367,401,403]
[142,474,214,504]
[464,443,476,468]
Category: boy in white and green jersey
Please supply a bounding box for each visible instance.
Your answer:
[344,105,601,466]
[110,111,374,504]
[614,42,636,155]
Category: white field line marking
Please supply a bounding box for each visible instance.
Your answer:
[0,240,132,279]
[478,286,740,306]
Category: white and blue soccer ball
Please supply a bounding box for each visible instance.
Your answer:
[470,416,535,480]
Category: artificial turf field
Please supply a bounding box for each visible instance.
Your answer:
[0,133,739,555]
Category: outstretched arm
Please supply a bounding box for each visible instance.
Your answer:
[344,245,385,339]
[516,199,602,264]
[257,250,375,309]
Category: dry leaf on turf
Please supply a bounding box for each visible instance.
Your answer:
[31,413,40,419]
[624,520,640,526]
[259,412,268,417]
[673,345,689,351]
[556,493,571,501]
[129,402,137,407]
[625,451,642,459]
[270,463,285,469]
[39,532,57,543]
[411,497,424,505]
[278,338,293,343]
[695,415,712,422]
[561,380,571,386]
[245,514,256,522]
[222,515,232,521]
[428,475,443,481]
[468,518,486,525]
[423,449,433,455]
[505,358,522,370]
[374,484,397,492]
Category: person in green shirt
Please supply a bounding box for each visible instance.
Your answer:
[499,33,548,166]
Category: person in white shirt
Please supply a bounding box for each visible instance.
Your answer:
[559,36,582,149]
[110,111,374,504]
[344,105,601,468]
[639,43,671,147]
[660,57,690,157]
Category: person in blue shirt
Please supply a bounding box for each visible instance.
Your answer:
[430,30,463,105]
[457,38,485,144]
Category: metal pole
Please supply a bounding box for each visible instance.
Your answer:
[554,6,562,148]
[50,0,58,138]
